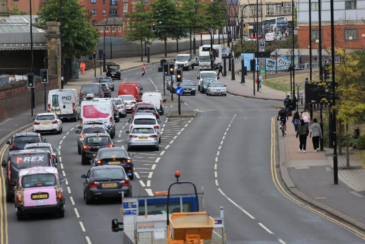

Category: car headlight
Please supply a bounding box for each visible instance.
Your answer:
[192,88,196,90]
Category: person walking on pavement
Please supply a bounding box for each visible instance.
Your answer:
[277,107,288,135]
[142,64,146,76]
[259,75,263,88]
[80,61,86,75]
[296,119,309,152]
[217,64,223,77]
[284,95,291,113]
[310,118,322,152]
[301,108,310,128]
[292,111,300,132]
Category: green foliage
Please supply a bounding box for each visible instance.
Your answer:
[203,0,227,30]
[357,135,365,150]
[37,0,99,62]
[9,3,21,15]
[178,0,207,37]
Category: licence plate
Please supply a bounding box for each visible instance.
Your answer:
[103,183,117,187]
[32,194,48,200]
[42,122,50,125]
[139,137,148,139]
[36,200,44,205]
[84,95,87,97]
[126,106,131,109]
[109,161,120,165]
[111,72,116,74]
[93,154,96,156]
[53,110,60,113]
[216,90,220,92]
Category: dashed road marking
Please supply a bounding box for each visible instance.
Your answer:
[145,189,154,196]
[74,208,80,218]
[215,180,219,186]
[214,164,217,170]
[151,164,156,170]
[147,180,151,187]
[63,136,66,139]
[85,236,92,244]
[170,140,174,144]
[278,239,286,244]
[70,196,75,205]
[60,140,63,144]
[59,157,62,162]
[148,172,153,178]
[165,145,170,149]
[62,170,66,176]
[214,171,217,178]
[217,151,220,156]
[160,151,165,156]
[259,223,273,234]
[79,221,86,232]
[67,187,71,194]
[215,157,218,162]
[139,180,146,187]
[66,179,69,185]
[134,172,140,179]
[155,157,160,163]
[60,163,64,169]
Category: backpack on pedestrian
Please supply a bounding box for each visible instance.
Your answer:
[293,118,300,125]
[298,125,308,136]
[284,98,290,106]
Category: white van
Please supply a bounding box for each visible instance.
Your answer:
[265,33,275,42]
[80,98,116,138]
[198,45,222,70]
[47,89,80,121]
[141,92,166,115]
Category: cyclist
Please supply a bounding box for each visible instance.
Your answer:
[277,107,288,135]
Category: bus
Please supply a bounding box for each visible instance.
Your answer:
[262,17,289,33]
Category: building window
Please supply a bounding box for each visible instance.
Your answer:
[345,28,358,41]
[249,5,263,18]
[103,9,106,15]
[91,0,96,4]
[265,2,294,16]
[106,26,110,32]
[123,0,128,2]
[123,3,128,12]
[118,26,121,32]
[311,29,323,41]
[112,26,116,32]
[110,0,118,6]
[92,20,97,25]
[144,0,148,3]
[345,0,356,9]
[110,9,118,17]
[99,26,103,32]
[103,0,106,4]
[311,2,318,11]
[91,9,97,15]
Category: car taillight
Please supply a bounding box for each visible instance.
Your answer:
[11,144,16,148]
[80,118,83,124]
[17,194,22,204]
[89,181,99,188]
[105,144,114,148]
[129,135,137,138]
[7,161,11,182]
[154,125,160,129]
[80,93,82,98]
[57,191,63,201]
[154,113,159,117]
[47,104,51,112]
[106,88,109,91]
[33,121,40,125]
[120,180,129,186]
[110,117,113,123]
[83,145,91,150]
[51,154,56,158]
[79,134,85,138]
[52,120,58,124]
[122,159,132,164]
[99,93,101,97]
[149,135,158,138]
[73,102,75,112]
[97,160,106,165]
[113,109,117,113]
[121,104,124,108]
[131,101,136,104]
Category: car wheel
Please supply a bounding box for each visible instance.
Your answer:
[192,65,194,70]
[6,193,12,203]
[78,145,81,155]
[129,173,134,180]
[155,145,159,151]
[59,210,65,218]
[81,155,87,165]
[85,196,92,205]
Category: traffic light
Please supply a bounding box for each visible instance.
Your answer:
[163,63,169,76]
[281,1,283,7]
[41,69,48,83]
[27,72,35,88]
[250,59,256,72]
[151,22,156,31]
[176,69,182,82]
[168,63,174,75]
[209,50,214,60]
[111,219,123,232]
[92,51,97,60]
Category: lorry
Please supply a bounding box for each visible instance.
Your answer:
[110,171,226,244]
[174,54,196,71]
[198,45,222,70]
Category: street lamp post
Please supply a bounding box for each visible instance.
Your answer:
[349,36,353,49]
[309,0,312,81]
[362,34,365,49]
[316,39,319,69]
[296,83,300,112]
[103,18,109,72]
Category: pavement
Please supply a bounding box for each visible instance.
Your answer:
[2,49,365,235]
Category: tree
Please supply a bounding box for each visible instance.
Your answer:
[125,0,154,61]
[203,0,227,33]
[150,0,184,57]
[37,0,99,63]
[9,3,21,15]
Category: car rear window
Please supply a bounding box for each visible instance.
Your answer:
[22,173,56,188]
[25,147,50,152]
[112,100,122,105]
[36,115,55,120]
[134,119,156,125]
[137,107,155,113]
[132,128,155,134]
[81,85,99,94]
[86,136,110,144]
[99,150,128,158]
[93,168,124,179]
[100,78,112,82]
[108,65,120,70]
[10,153,50,169]
[83,128,106,134]
[14,136,40,144]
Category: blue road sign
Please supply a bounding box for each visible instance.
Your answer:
[297,83,301,87]
[176,87,183,95]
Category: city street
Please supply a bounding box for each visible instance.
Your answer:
[1,64,365,244]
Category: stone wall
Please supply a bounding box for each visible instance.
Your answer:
[0,76,58,119]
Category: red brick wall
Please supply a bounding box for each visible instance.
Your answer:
[0,76,58,119]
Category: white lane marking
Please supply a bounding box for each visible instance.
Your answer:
[67,187,71,194]
[62,170,66,176]
[226,128,229,131]
[60,140,63,144]
[170,140,174,144]
[66,179,68,185]
[185,124,188,127]
[147,180,151,187]
[155,157,160,163]
[66,132,69,135]
[139,180,146,187]
[220,141,223,145]
[79,221,86,232]
[134,172,140,179]
[145,189,154,196]
[163,124,166,127]
[74,208,80,218]
[215,157,218,162]
[58,145,61,150]
[214,164,217,170]
[177,132,181,135]
[63,136,66,139]
[217,151,220,156]
[218,146,221,150]
[118,134,121,138]
[215,180,219,186]
[214,171,217,178]
[278,239,286,244]
[148,172,153,178]
[119,130,123,133]
[85,236,92,244]
[217,188,255,219]
[151,164,156,170]
[173,136,177,139]
[60,163,64,169]
[70,196,75,205]
[222,136,225,140]
[160,151,165,156]
[58,151,61,156]
[224,132,227,136]
[59,157,62,162]
[125,122,129,126]
[180,128,185,131]
[258,223,273,234]
[70,128,74,131]
[165,145,170,149]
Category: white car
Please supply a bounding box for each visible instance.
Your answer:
[206,82,227,96]
[126,125,160,151]
[129,114,161,135]
[33,113,63,134]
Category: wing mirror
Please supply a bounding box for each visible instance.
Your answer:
[43,139,48,143]
[54,149,59,153]
[60,178,66,183]
[81,174,87,178]
[128,153,134,157]
[157,119,161,124]
[126,131,130,134]
[163,99,166,103]
[75,130,80,134]
[2,160,6,167]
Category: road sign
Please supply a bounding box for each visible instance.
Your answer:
[260,41,265,49]
[175,87,183,95]
[297,83,301,87]
[254,52,270,58]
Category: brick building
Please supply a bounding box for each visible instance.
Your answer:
[7,0,41,14]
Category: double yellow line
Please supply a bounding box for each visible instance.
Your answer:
[270,117,365,240]
[0,144,9,244]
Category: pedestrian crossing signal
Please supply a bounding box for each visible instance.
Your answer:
[176,69,182,82]
[27,72,35,88]
[41,69,48,83]
[151,22,156,31]
[92,52,97,60]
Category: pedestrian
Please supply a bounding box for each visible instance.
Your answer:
[217,64,223,77]
[80,61,85,74]
[284,95,291,111]
[292,111,300,132]
[141,64,146,76]
[310,118,322,152]
[305,77,309,84]
[301,108,310,128]
[259,75,262,88]
[296,119,309,152]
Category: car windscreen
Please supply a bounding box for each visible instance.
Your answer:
[132,128,155,134]
[25,147,50,152]
[108,65,120,70]
[11,153,50,169]
[199,56,210,62]
[86,136,110,144]
[81,85,99,94]
[99,150,128,158]
[203,79,217,84]
[93,168,125,179]
[176,56,189,61]
[22,173,56,188]
[201,73,216,79]
[36,115,55,121]
[83,128,106,134]
[112,100,122,105]
[182,82,194,86]
[120,95,134,100]
[100,78,112,83]
[210,83,224,87]
[134,119,156,125]
[14,136,40,144]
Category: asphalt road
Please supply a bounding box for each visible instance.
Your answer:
[1,64,365,244]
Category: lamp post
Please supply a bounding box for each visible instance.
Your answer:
[296,83,300,112]
[103,18,109,72]
[316,39,319,69]
[362,34,365,49]
[309,0,312,82]
[349,36,353,49]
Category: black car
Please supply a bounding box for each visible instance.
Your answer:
[180,80,196,96]
[6,132,45,151]
[100,83,111,97]
[81,134,114,165]
[80,84,104,101]
[75,124,108,155]
[81,165,132,204]
[2,149,55,202]
[92,147,134,179]
[93,76,114,91]
[106,62,121,80]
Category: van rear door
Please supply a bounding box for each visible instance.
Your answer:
[60,92,74,115]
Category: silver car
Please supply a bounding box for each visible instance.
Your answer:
[166,75,176,91]
[110,98,127,118]
[75,124,108,155]
[118,95,136,113]
[93,76,114,91]
[126,125,160,151]
[206,82,227,96]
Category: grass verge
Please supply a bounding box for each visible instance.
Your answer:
[263,71,320,92]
